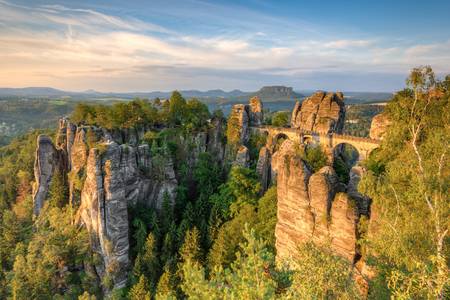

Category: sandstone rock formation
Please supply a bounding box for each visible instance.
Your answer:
[308,166,341,245]
[234,145,250,168]
[32,116,226,290]
[369,112,391,140]
[290,91,345,134]
[256,146,271,193]
[274,139,369,264]
[275,142,312,261]
[329,193,359,261]
[249,96,263,126]
[32,135,63,215]
[207,115,226,163]
[228,104,250,145]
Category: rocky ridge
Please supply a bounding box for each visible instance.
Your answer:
[32,116,226,289]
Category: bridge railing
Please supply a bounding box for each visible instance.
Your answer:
[332,133,380,144]
[252,125,380,144]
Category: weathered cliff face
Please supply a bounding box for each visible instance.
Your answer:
[234,145,250,168]
[249,96,263,126]
[207,116,226,163]
[32,135,64,215]
[291,91,345,133]
[32,117,225,290]
[369,112,391,140]
[256,146,271,192]
[227,98,265,165]
[274,141,312,261]
[274,139,369,264]
[228,104,250,146]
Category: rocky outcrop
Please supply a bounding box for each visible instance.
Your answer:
[308,166,341,245]
[290,101,302,129]
[274,139,368,264]
[275,142,312,261]
[32,116,229,290]
[329,193,359,261]
[32,135,63,215]
[207,116,226,163]
[249,96,263,126]
[369,112,391,140]
[80,144,130,289]
[291,91,345,134]
[228,104,250,145]
[234,145,250,168]
[256,146,271,193]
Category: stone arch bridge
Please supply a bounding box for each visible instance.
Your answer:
[251,126,380,162]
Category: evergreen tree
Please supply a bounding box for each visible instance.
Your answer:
[168,91,187,126]
[182,226,278,299]
[47,168,69,208]
[254,186,278,250]
[155,264,176,299]
[128,275,151,300]
[207,204,257,269]
[142,232,160,291]
[179,227,202,264]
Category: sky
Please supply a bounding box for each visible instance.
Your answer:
[1,0,450,92]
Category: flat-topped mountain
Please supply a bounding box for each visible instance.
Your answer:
[249,86,303,102]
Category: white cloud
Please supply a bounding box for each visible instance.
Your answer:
[0,0,449,91]
[324,39,373,49]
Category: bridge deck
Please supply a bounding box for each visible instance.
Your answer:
[254,125,380,145]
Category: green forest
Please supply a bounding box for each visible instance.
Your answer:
[0,68,448,299]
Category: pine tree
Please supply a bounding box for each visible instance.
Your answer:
[142,232,160,291]
[179,227,202,264]
[128,275,151,300]
[47,169,68,208]
[155,264,176,299]
[132,218,147,254]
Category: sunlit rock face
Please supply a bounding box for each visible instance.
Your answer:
[369,112,391,140]
[234,145,250,168]
[31,117,227,290]
[249,96,264,126]
[32,135,63,215]
[291,91,345,134]
[256,146,271,193]
[274,139,370,264]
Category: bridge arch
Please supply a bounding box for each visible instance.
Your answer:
[332,143,360,184]
[271,132,289,153]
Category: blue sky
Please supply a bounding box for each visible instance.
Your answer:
[1,0,449,92]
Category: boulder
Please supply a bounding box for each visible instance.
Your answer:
[291,91,345,134]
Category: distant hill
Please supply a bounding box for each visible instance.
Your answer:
[0,86,392,105]
[249,86,303,102]
[0,87,248,100]
[0,87,70,97]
